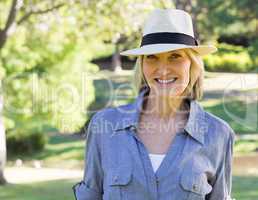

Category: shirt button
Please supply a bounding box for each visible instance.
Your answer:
[129,126,136,131]
[113,175,118,182]
[192,184,198,191]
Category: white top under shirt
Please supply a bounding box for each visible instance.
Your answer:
[148,153,166,173]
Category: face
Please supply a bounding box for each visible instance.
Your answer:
[142,49,191,97]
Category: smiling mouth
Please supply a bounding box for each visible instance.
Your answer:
[154,78,178,85]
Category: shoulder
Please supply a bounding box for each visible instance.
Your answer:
[90,103,133,122]
[88,103,134,132]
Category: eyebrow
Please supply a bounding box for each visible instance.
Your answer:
[146,52,182,57]
[168,51,182,54]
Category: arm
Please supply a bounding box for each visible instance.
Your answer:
[73,114,104,200]
[206,129,235,200]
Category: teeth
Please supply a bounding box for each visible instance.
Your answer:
[157,78,177,84]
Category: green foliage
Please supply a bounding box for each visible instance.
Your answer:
[1,7,101,140]
[248,38,258,68]
[6,128,48,155]
[203,43,254,72]
[216,43,248,54]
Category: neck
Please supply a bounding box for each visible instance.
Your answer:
[144,90,187,120]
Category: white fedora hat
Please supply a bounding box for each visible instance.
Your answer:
[120,8,217,56]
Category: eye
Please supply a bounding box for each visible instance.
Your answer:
[169,53,182,59]
[146,55,157,59]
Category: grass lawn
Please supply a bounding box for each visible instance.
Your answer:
[0,178,79,200]
[201,88,258,134]
[201,99,258,134]
[233,176,258,200]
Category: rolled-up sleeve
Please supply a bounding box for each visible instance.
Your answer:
[73,114,104,200]
[207,128,235,200]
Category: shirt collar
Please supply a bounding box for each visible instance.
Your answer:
[114,86,207,145]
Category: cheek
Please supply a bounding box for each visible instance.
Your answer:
[182,67,190,83]
[142,64,154,81]
[178,61,191,82]
[142,66,148,80]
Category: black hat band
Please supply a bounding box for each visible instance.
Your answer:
[140,32,198,47]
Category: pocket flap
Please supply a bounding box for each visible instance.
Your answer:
[73,181,102,200]
[180,171,212,195]
[108,168,132,186]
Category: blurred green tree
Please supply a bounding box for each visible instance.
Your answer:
[172,0,257,42]
[0,0,98,184]
[0,0,69,185]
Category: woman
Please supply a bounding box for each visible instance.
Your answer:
[73,8,235,200]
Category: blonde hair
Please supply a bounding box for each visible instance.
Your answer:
[131,48,204,100]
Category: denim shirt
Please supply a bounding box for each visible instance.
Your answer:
[73,87,235,200]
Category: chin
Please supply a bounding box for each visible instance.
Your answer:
[156,91,181,99]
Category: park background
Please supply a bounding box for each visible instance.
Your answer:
[0,0,257,199]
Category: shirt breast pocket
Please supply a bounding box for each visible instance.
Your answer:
[180,171,212,200]
[104,167,132,200]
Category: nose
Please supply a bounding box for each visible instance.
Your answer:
[157,64,172,77]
